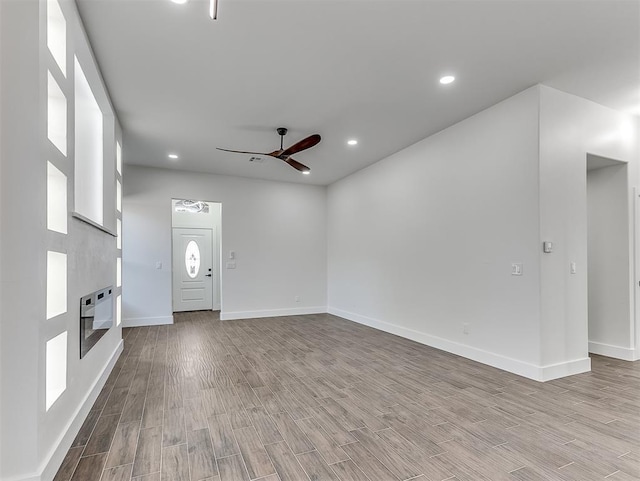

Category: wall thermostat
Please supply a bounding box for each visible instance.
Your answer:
[543,241,553,253]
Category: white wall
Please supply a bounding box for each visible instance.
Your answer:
[587,162,630,354]
[328,87,544,378]
[123,166,327,323]
[0,2,41,476]
[0,0,3,470]
[327,85,640,381]
[539,85,639,365]
[0,1,123,479]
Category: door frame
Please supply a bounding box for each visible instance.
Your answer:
[634,187,640,359]
[170,199,222,313]
[585,156,633,360]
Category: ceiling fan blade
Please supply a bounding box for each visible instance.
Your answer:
[281,134,321,157]
[217,148,268,155]
[283,157,311,173]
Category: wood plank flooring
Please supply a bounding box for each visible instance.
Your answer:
[55,312,640,481]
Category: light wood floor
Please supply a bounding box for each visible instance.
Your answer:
[55,312,640,481]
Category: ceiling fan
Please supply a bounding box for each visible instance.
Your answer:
[217,128,321,174]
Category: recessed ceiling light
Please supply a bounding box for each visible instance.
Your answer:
[171,0,188,4]
[347,139,358,146]
[440,75,455,85]
[168,153,179,159]
[302,171,310,175]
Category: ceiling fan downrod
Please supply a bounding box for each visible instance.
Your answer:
[277,127,288,150]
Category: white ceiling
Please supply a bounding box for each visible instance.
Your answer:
[76,0,640,185]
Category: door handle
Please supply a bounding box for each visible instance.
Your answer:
[205,274,212,277]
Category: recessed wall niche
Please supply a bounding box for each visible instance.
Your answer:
[47,72,67,156]
[46,0,66,77]
[47,162,67,234]
[45,331,67,410]
[116,141,122,175]
[46,251,67,319]
[116,180,122,212]
[116,295,122,326]
[74,56,103,226]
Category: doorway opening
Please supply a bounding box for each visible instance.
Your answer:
[586,154,631,358]
[171,199,221,313]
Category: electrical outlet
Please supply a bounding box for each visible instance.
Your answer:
[295,296,300,302]
[463,323,469,335]
[511,263,523,276]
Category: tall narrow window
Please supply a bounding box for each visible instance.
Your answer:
[47,162,67,234]
[46,331,67,410]
[47,0,66,76]
[47,72,67,156]
[74,56,103,225]
[117,257,122,287]
[117,218,122,249]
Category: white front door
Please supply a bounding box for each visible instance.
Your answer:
[172,228,213,312]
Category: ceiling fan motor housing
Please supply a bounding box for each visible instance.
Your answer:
[277,127,288,136]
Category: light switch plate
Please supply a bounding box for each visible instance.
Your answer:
[543,241,553,253]
[511,263,523,276]
[226,262,236,269]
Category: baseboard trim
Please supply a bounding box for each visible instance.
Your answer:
[36,339,124,481]
[123,315,174,327]
[221,306,326,321]
[589,341,638,361]
[328,307,591,382]
[0,467,39,480]
[539,357,592,381]
[0,469,39,481]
